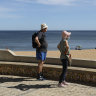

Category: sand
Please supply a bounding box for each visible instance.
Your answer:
[14,49,96,60]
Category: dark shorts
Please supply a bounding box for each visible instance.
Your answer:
[36,52,47,61]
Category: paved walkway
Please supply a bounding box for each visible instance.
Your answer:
[0,75,96,96]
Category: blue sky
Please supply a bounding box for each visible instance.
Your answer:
[0,0,96,30]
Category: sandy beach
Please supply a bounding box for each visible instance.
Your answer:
[14,49,96,60]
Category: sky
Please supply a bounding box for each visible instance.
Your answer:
[0,0,96,30]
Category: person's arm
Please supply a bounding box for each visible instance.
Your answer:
[35,36,41,47]
[65,40,69,55]
[65,40,72,60]
[57,43,60,50]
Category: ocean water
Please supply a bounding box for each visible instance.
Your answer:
[0,30,96,51]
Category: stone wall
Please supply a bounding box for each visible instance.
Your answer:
[0,49,96,85]
[0,49,96,68]
[0,62,96,85]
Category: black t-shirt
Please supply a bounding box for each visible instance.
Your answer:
[36,31,48,52]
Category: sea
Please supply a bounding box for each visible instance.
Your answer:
[0,30,96,51]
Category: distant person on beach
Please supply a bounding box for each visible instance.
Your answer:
[35,24,48,80]
[57,30,71,87]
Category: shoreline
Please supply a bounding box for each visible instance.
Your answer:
[14,49,96,60]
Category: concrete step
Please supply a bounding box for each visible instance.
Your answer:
[0,61,96,85]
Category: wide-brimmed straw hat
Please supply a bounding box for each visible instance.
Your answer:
[41,24,48,30]
[62,31,71,38]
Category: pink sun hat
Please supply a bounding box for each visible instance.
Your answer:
[62,31,71,39]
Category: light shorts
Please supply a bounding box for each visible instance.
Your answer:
[36,52,47,61]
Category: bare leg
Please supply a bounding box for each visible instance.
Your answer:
[38,60,45,73]
[37,60,46,80]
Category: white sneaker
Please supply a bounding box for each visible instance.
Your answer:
[58,83,66,87]
[62,81,69,85]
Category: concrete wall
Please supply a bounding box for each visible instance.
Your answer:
[0,49,96,68]
[0,49,96,85]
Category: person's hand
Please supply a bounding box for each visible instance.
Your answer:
[38,43,41,47]
[69,54,72,59]
[69,54,71,57]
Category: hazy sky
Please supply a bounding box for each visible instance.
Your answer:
[0,0,96,30]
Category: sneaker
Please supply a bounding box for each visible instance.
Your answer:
[37,72,46,81]
[62,81,69,85]
[37,76,46,81]
[58,83,66,87]
[41,77,46,81]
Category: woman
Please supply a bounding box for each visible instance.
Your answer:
[57,30,71,87]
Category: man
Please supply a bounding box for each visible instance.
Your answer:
[35,24,48,80]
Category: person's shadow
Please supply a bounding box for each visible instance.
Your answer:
[8,84,51,91]
[0,77,33,83]
[0,76,56,91]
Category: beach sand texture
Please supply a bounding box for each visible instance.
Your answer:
[14,49,96,60]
